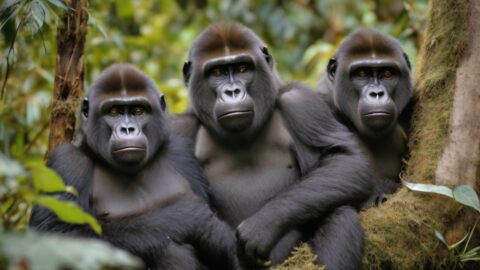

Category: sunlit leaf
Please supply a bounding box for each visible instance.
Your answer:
[404,182,454,198]
[35,196,102,234]
[452,185,480,213]
[25,161,66,193]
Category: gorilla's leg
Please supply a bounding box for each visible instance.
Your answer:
[310,206,364,270]
[158,242,203,270]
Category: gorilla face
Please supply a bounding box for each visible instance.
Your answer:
[327,28,413,139]
[183,23,281,145]
[205,55,256,132]
[80,64,167,173]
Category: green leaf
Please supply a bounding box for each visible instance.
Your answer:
[0,231,143,270]
[46,0,69,10]
[404,182,454,198]
[25,161,67,193]
[452,185,480,213]
[35,196,102,234]
[461,257,480,262]
[462,246,480,258]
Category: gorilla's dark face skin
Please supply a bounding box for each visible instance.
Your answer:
[80,64,167,173]
[327,28,413,139]
[183,24,281,145]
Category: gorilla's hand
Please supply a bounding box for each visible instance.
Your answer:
[236,215,280,268]
[362,178,401,208]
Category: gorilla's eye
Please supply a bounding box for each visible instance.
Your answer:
[355,69,368,79]
[108,107,121,117]
[383,69,393,79]
[238,64,249,73]
[131,106,145,116]
[211,67,225,77]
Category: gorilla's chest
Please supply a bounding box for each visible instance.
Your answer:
[195,112,298,226]
[91,160,193,219]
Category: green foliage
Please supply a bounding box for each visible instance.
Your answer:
[0,154,101,234]
[0,231,143,270]
[35,196,102,234]
[405,182,480,268]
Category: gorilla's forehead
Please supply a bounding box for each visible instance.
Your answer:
[190,23,264,63]
[194,45,258,64]
[339,29,402,60]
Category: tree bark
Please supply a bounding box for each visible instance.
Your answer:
[47,0,88,157]
[361,0,480,268]
[435,1,480,189]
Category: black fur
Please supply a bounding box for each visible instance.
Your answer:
[177,23,375,270]
[319,28,414,206]
[30,64,237,270]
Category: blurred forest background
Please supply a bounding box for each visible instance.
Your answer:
[0,0,429,268]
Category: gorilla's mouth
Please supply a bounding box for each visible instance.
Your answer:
[112,147,147,164]
[218,111,253,119]
[362,112,391,118]
[361,112,393,130]
[217,110,254,131]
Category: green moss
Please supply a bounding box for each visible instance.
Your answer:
[407,0,471,183]
[274,1,473,268]
[274,244,324,270]
[361,188,462,269]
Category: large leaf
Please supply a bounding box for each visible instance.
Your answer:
[404,182,454,198]
[0,231,143,270]
[452,185,480,213]
[25,161,75,194]
[35,196,102,234]
[404,182,480,213]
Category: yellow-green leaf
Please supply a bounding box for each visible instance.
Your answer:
[35,196,102,234]
[26,161,66,193]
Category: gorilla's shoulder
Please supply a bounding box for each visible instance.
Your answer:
[47,143,94,188]
[168,112,200,143]
[277,83,349,149]
[164,135,210,201]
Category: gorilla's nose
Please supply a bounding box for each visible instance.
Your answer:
[222,87,246,102]
[117,124,139,136]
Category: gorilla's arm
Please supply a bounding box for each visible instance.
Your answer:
[236,83,375,263]
[29,143,97,236]
[29,144,175,255]
[30,143,237,269]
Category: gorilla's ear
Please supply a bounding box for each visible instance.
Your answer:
[160,95,167,112]
[327,57,337,81]
[261,46,273,68]
[403,52,412,70]
[182,61,192,86]
[81,97,89,118]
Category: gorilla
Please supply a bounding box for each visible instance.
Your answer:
[30,64,238,270]
[319,28,414,205]
[176,23,376,270]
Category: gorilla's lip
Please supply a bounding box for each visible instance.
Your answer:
[218,110,253,120]
[112,147,146,153]
[362,112,392,118]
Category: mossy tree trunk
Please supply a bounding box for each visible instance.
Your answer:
[47,0,88,157]
[361,0,480,269]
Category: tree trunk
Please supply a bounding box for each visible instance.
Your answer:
[361,0,480,268]
[46,0,88,157]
